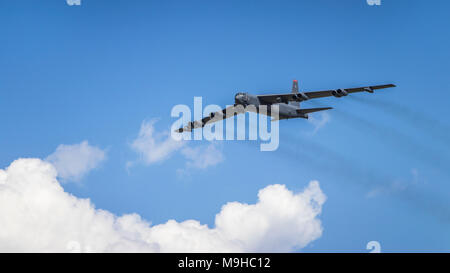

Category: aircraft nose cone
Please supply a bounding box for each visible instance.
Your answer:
[235,94,244,104]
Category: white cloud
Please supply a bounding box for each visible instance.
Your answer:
[306,112,330,135]
[177,144,224,177]
[181,144,224,170]
[214,182,326,252]
[45,141,106,182]
[129,120,224,172]
[0,158,326,252]
[129,119,185,165]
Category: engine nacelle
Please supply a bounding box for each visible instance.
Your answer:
[364,87,374,93]
[332,89,348,97]
[293,93,309,102]
[189,121,204,128]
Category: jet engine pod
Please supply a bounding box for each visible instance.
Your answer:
[189,120,203,129]
[337,89,348,96]
[332,89,348,97]
[293,93,309,102]
[364,87,374,93]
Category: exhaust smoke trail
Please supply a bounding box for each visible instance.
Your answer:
[309,100,450,177]
[235,108,450,224]
[280,132,393,189]
[348,96,450,145]
[278,133,450,225]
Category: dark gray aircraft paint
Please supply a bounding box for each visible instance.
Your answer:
[176,80,396,133]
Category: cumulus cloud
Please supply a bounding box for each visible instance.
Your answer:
[129,119,185,165]
[129,120,224,172]
[214,182,326,252]
[176,144,224,177]
[181,144,224,170]
[0,158,326,252]
[45,141,106,182]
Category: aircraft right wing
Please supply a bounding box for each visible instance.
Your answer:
[257,84,396,104]
[303,84,396,99]
[175,105,246,133]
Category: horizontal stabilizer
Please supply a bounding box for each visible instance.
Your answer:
[296,107,333,114]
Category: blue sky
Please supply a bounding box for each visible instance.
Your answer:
[1,0,450,252]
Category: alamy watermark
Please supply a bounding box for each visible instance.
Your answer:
[367,0,381,6]
[170,97,280,152]
[366,241,382,253]
[66,0,81,6]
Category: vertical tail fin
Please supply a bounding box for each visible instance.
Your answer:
[290,80,300,107]
[292,80,299,94]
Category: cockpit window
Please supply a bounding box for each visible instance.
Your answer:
[235,92,248,102]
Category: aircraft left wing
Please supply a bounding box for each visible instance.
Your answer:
[257,84,396,104]
[175,105,246,133]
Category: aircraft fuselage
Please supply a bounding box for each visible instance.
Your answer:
[234,92,308,120]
